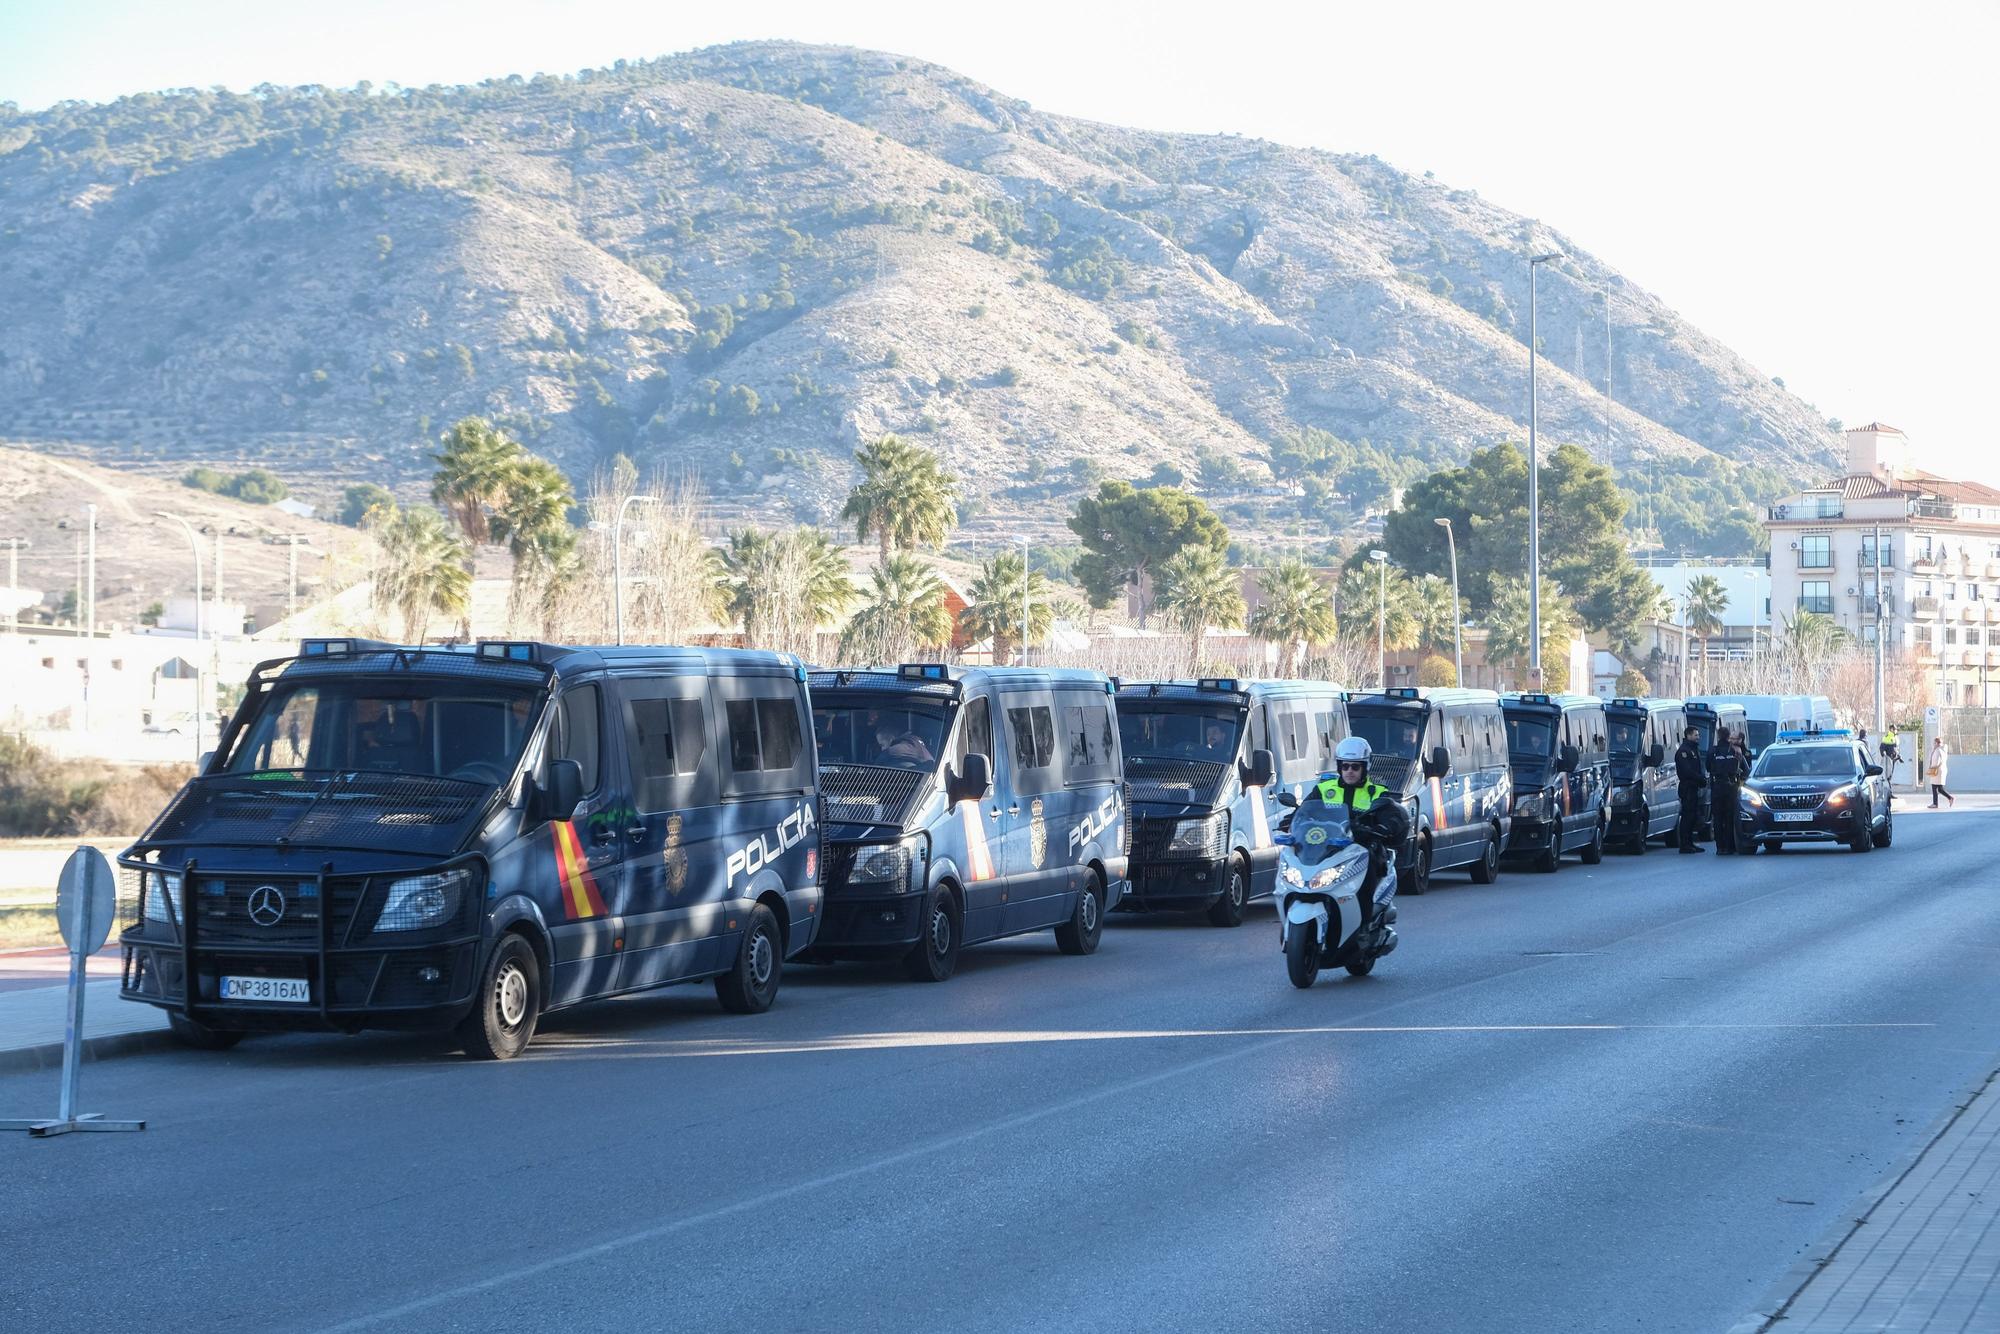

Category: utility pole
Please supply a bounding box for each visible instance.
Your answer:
[1873,523,1886,739]
[1528,252,1562,687]
[279,534,310,623]
[2,539,26,635]
[83,505,97,732]
[1604,297,1614,483]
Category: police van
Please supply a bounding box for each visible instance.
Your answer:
[1693,694,1830,759]
[1605,696,1685,852]
[1685,698,1749,837]
[804,664,1128,981]
[1344,687,1512,893]
[1113,678,1348,926]
[1500,692,1610,871]
[118,639,823,1059]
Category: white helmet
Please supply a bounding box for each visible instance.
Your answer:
[1335,737,1373,766]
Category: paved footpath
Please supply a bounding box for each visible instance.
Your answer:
[0,945,166,1073]
[1741,1069,2000,1332]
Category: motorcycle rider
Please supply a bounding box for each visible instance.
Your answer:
[1306,737,1411,929]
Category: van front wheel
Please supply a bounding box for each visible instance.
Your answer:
[1055,871,1105,955]
[902,885,961,983]
[716,904,783,1013]
[1206,859,1249,927]
[458,934,540,1060]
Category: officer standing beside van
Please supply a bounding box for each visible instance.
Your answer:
[1707,727,1748,854]
[1675,725,1708,853]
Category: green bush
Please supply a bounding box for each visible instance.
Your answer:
[0,734,191,836]
[182,466,227,493]
[338,482,395,527]
[223,468,288,504]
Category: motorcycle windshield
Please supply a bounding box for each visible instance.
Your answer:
[1289,803,1354,865]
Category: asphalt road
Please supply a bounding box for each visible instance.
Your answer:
[7,809,2000,1334]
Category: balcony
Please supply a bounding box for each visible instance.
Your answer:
[1986,603,2000,623]
[1965,602,1985,624]
[1768,500,1845,523]
[1912,497,1959,522]
[1912,596,1940,620]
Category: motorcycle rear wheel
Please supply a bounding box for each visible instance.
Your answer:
[1285,925,1320,989]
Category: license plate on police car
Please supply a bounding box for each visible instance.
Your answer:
[1774,811,1814,823]
[220,976,310,1003]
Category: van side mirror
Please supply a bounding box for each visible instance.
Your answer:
[1423,745,1450,779]
[948,752,993,805]
[538,758,584,823]
[1276,790,1300,809]
[1240,747,1275,789]
[1864,763,1884,778]
[1558,743,1580,773]
[1646,742,1666,769]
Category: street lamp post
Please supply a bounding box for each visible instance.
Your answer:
[154,512,206,766]
[1018,536,1032,667]
[611,494,661,646]
[1434,517,1463,686]
[1369,549,1389,688]
[1528,251,1563,687]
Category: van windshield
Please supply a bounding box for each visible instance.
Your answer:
[1746,720,1778,753]
[1347,710,1424,760]
[1116,705,1242,763]
[813,700,948,771]
[1505,716,1556,758]
[222,677,539,783]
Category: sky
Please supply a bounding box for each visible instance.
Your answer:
[4,0,1996,480]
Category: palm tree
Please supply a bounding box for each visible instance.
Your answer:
[841,435,960,565]
[840,555,954,665]
[491,456,576,633]
[1156,547,1247,675]
[1683,573,1729,692]
[1484,575,1581,691]
[717,528,776,645]
[367,506,472,643]
[717,527,858,657]
[1412,573,1459,659]
[431,417,525,547]
[959,551,1054,664]
[1334,567,1420,654]
[1248,558,1335,677]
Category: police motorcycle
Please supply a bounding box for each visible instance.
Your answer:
[1273,744,1405,988]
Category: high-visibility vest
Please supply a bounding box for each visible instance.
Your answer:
[1315,778,1387,809]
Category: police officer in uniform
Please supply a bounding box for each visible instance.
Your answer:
[1675,724,1709,853]
[1708,726,1748,854]
[1309,737,1410,926]
[1880,726,1901,785]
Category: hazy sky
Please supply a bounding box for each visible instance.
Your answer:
[5,0,1995,479]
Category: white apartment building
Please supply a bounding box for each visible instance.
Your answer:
[1766,424,2000,705]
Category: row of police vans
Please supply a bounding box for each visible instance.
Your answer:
[112,638,1839,1058]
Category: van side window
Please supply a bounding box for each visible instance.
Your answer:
[722,692,810,795]
[1060,701,1116,778]
[1247,706,1267,756]
[556,684,602,796]
[1314,709,1336,768]
[1006,702,1057,793]
[625,691,711,812]
[953,695,993,771]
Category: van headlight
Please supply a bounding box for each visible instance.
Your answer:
[375,867,473,932]
[848,841,917,891]
[1168,813,1226,855]
[1514,792,1545,818]
[1611,786,1637,808]
[143,870,183,924]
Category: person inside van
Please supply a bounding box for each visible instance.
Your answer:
[1200,721,1235,760]
[874,721,934,768]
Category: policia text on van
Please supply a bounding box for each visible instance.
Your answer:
[118,640,824,1059]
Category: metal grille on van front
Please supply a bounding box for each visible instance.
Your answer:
[253,651,547,689]
[1123,756,1229,804]
[818,765,930,826]
[807,670,957,698]
[146,772,489,856]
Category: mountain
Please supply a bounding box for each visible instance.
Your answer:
[0,41,1839,534]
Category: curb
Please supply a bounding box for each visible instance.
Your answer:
[0,1026,173,1076]
[1728,1062,2000,1333]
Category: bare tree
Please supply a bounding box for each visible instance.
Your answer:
[540,466,723,645]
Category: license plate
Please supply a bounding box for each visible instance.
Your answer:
[220,975,310,1003]
[1774,811,1815,823]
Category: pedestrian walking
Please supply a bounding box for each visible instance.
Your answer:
[1708,727,1747,854]
[1675,725,1708,852]
[1880,726,1902,785]
[1928,735,1955,807]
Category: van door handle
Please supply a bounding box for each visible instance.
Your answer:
[588,824,617,846]
[988,806,1003,819]
[626,825,648,842]
[1007,804,1020,816]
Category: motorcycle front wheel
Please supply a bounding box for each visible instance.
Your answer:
[1285,923,1321,989]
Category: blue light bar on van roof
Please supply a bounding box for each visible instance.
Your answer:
[1517,692,1553,704]
[300,637,400,656]
[1778,727,1849,740]
[1386,687,1422,699]
[1196,677,1239,692]
[898,663,950,681]
[477,641,537,662]
[1610,697,1643,707]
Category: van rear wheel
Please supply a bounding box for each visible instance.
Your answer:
[1056,871,1105,955]
[902,885,960,983]
[716,904,783,1013]
[1206,859,1249,927]
[1579,818,1606,865]
[458,933,540,1061]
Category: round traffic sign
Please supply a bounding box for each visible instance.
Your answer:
[56,846,116,955]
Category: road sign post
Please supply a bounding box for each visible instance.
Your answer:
[1,846,146,1138]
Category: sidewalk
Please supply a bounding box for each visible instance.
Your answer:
[1741,1068,2000,1331]
[0,945,168,1073]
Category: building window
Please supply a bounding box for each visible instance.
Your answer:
[1860,537,1894,567]
[1799,581,1833,615]
[1971,629,1984,646]
[1799,534,1831,568]
[1945,627,1958,645]
[1862,625,1878,643]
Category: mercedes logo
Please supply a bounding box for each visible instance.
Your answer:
[247,885,287,927]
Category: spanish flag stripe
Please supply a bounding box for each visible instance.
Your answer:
[553,822,608,920]
[958,801,995,881]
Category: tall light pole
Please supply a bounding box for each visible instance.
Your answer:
[611,493,661,646]
[2,538,27,636]
[1369,549,1389,688]
[1434,517,1464,686]
[1018,536,1032,667]
[155,513,206,766]
[1873,523,1886,738]
[83,504,97,731]
[1528,250,1563,688]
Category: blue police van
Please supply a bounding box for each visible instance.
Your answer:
[1344,687,1512,892]
[1113,678,1348,926]
[1605,696,1685,852]
[804,664,1128,981]
[117,639,823,1059]
[1500,692,1610,872]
